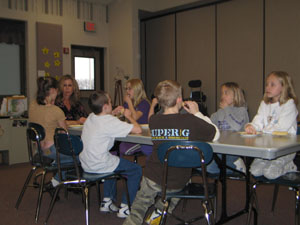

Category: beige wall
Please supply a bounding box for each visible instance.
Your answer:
[143,0,300,120]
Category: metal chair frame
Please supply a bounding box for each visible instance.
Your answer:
[157,141,216,225]
[247,172,300,225]
[15,122,57,223]
[44,128,130,225]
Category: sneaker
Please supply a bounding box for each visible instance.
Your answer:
[51,177,60,187]
[145,209,162,225]
[100,198,119,213]
[117,203,130,218]
[250,158,269,177]
[233,158,246,173]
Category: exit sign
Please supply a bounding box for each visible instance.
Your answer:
[84,22,96,32]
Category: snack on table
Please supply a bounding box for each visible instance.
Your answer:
[272,131,288,136]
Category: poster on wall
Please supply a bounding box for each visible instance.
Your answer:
[36,22,62,80]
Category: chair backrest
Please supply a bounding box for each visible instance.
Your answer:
[54,127,83,181]
[157,140,214,201]
[157,141,213,168]
[26,122,46,166]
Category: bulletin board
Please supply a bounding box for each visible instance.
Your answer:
[36,22,63,80]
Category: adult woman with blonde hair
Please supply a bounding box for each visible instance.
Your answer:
[55,74,88,125]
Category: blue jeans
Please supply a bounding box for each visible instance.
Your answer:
[46,145,76,181]
[206,154,239,174]
[103,158,142,205]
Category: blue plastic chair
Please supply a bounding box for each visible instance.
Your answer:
[44,128,130,225]
[157,140,216,225]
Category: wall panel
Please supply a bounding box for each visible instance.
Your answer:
[176,6,216,115]
[145,15,176,97]
[217,0,263,119]
[265,0,300,113]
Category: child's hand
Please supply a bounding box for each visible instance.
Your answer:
[123,108,132,118]
[151,98,158,107]
[183,101,199,115]
[112,106,124,116]
[78,117,86,124]
[124,95,132,104]
[245,124,257,134]
[219,100,228,109]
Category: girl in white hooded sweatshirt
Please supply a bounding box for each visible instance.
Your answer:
[245,71,298,179]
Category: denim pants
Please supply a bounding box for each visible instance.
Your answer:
[46,145,76,181]
[103,157,142,205]
[206,154,239,174]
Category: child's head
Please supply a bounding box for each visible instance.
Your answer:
[221,82,246,107]
[154,80,182,110]
[36,76,58,105]
[125,79,148,106]
[88,91,111,115]
[263,71,298,105]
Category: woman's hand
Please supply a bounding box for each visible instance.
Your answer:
[245,124,257,134]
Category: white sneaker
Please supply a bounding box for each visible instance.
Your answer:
[233,158,246,173]
[117,203,130,218]
[145,209,162,225]
[51,177,59,187]
[100,198,119,213]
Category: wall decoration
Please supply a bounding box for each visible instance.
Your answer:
[36,22,63,79]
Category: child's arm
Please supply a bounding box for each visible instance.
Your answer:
[184,101,220,141]
[124,95,143,121]
[124,109,142,134]
[148,98,158,120]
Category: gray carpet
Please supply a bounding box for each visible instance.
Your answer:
[0,163,295,225]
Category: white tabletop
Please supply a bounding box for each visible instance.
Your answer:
[68,126,300,160]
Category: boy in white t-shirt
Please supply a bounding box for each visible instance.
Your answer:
[79,91,142,218]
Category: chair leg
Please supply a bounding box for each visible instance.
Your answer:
[159,201,169,225]
[15,167,37,209]
[247,184,257,225]
[122,178,131,210]
[35,170,46,223]
[96,181,101,207]
[204,200,215,225]
[84,186,90,225]
[271,184,279,213]
[44,186,61,225]
[295,189,300,225]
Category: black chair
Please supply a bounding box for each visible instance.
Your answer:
[247,172,300,225]
[44,128,131,225]
[15,122,57,223]
[247,126,300,225]
[188,80,208,116]
[157,141,217,225]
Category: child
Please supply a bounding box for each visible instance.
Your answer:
[207,82,249,173]
[245,71,298,179]
[123,80,220,225]
[115,78,152,157]
[29,77,72,187]
[79,91,143,218]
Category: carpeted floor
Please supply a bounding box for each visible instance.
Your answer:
[0,162,296,225]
